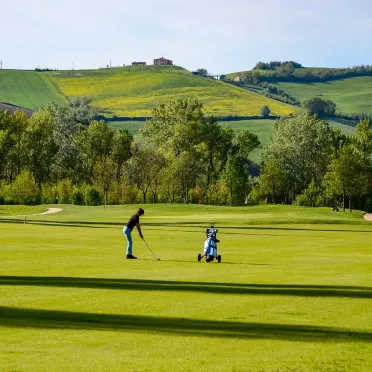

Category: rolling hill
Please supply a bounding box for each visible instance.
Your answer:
[0,70,67,109]
[47,65,298,117]
[226,67,372,116]
[271,77,372,116]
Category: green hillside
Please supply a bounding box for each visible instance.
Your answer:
[226,67,372,116]
[0,70,67,109]
[272,77,372,115]
[47,66,298,117]
[227,67,338,79]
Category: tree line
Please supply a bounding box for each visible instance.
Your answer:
[245,63,372,84]
[0,99,260,206]
[1,99,371,211]
[248,113,372,211]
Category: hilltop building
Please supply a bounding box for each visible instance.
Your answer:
[132,61,146,66]
[233,76,245,83]
[154,57,173,66]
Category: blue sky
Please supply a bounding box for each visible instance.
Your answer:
[1,0,371,74]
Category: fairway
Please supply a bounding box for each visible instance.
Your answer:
[0,70,67,109]
[1,204,371,371]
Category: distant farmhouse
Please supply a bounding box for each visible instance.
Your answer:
[154,57,173,66]
[132,61,146,66]
[233,76,245,83]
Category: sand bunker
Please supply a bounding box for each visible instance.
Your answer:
[363,213,372,221]
[37,208,63,215]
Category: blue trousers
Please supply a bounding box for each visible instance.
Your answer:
[123,226,133,255]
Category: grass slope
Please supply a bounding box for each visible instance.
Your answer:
[48,66,298,117]
[226,67,372,116]
[272,76,372,116]
[0,70,67,109]
[1,204,371,371]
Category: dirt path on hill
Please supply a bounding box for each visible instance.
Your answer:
[37,208,63,215]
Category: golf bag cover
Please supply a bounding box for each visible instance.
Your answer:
[204,237,217,258]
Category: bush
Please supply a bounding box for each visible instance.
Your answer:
[206,181,229,205]
[120,184,141,204]
[106,181,122,205]
[246,184,265,205]
[260,105,271,117]
[84,185,102,206]
[57,179,73,204]
[41,183,57,204]
[72,186,85,205]
[9,170,40,205]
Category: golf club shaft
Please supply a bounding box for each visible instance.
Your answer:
[143,239,159,260]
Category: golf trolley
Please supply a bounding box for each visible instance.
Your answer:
[197,225,222,263]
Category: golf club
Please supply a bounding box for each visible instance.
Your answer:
[143,239,160,260]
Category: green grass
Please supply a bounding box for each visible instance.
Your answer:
[1,204,372,371]
[271,77,372,116]
[0,70,67,109]
[47,65,298,117]
[107,120,145,135]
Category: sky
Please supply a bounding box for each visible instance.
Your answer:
[1,0,372,74]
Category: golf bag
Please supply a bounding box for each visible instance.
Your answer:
[198,226,221,263]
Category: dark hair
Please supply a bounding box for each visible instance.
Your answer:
[137,208,144,216]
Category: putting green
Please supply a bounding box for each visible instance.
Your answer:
[1,204,371,371]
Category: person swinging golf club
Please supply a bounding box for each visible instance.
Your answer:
[123,208,144,259]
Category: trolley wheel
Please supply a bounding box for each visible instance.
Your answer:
[197,253,202,262]
[217,255,221,263]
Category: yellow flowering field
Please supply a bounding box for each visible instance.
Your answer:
[49,66,299,117]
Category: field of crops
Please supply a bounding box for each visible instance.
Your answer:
[0,70,67,109]
[272,76,372,116]
[48,66,298,117]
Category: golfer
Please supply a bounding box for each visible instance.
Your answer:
[123,208,144,259]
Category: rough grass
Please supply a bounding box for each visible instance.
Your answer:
[1,204,371,371]
[48,66,298,117]
[0,70,67,109]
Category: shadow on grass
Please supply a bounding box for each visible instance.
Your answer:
[139,258,270,266]
[1,219,370,234]
[0,276,371,298]
[0,306,370,342]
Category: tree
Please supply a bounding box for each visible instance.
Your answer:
[111,129,133,180]
[195,69,209,77]
[93,156,117,207]
[141,99,205,156]
[258,158,288,204]
[302,97,336,116]
[263,113,334,203]
[43,103,79,182]
[24,111,57,185]
[69,96,97,125]
[323,145,367,211]
[126,142,166,203]
[260,106,271,117]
